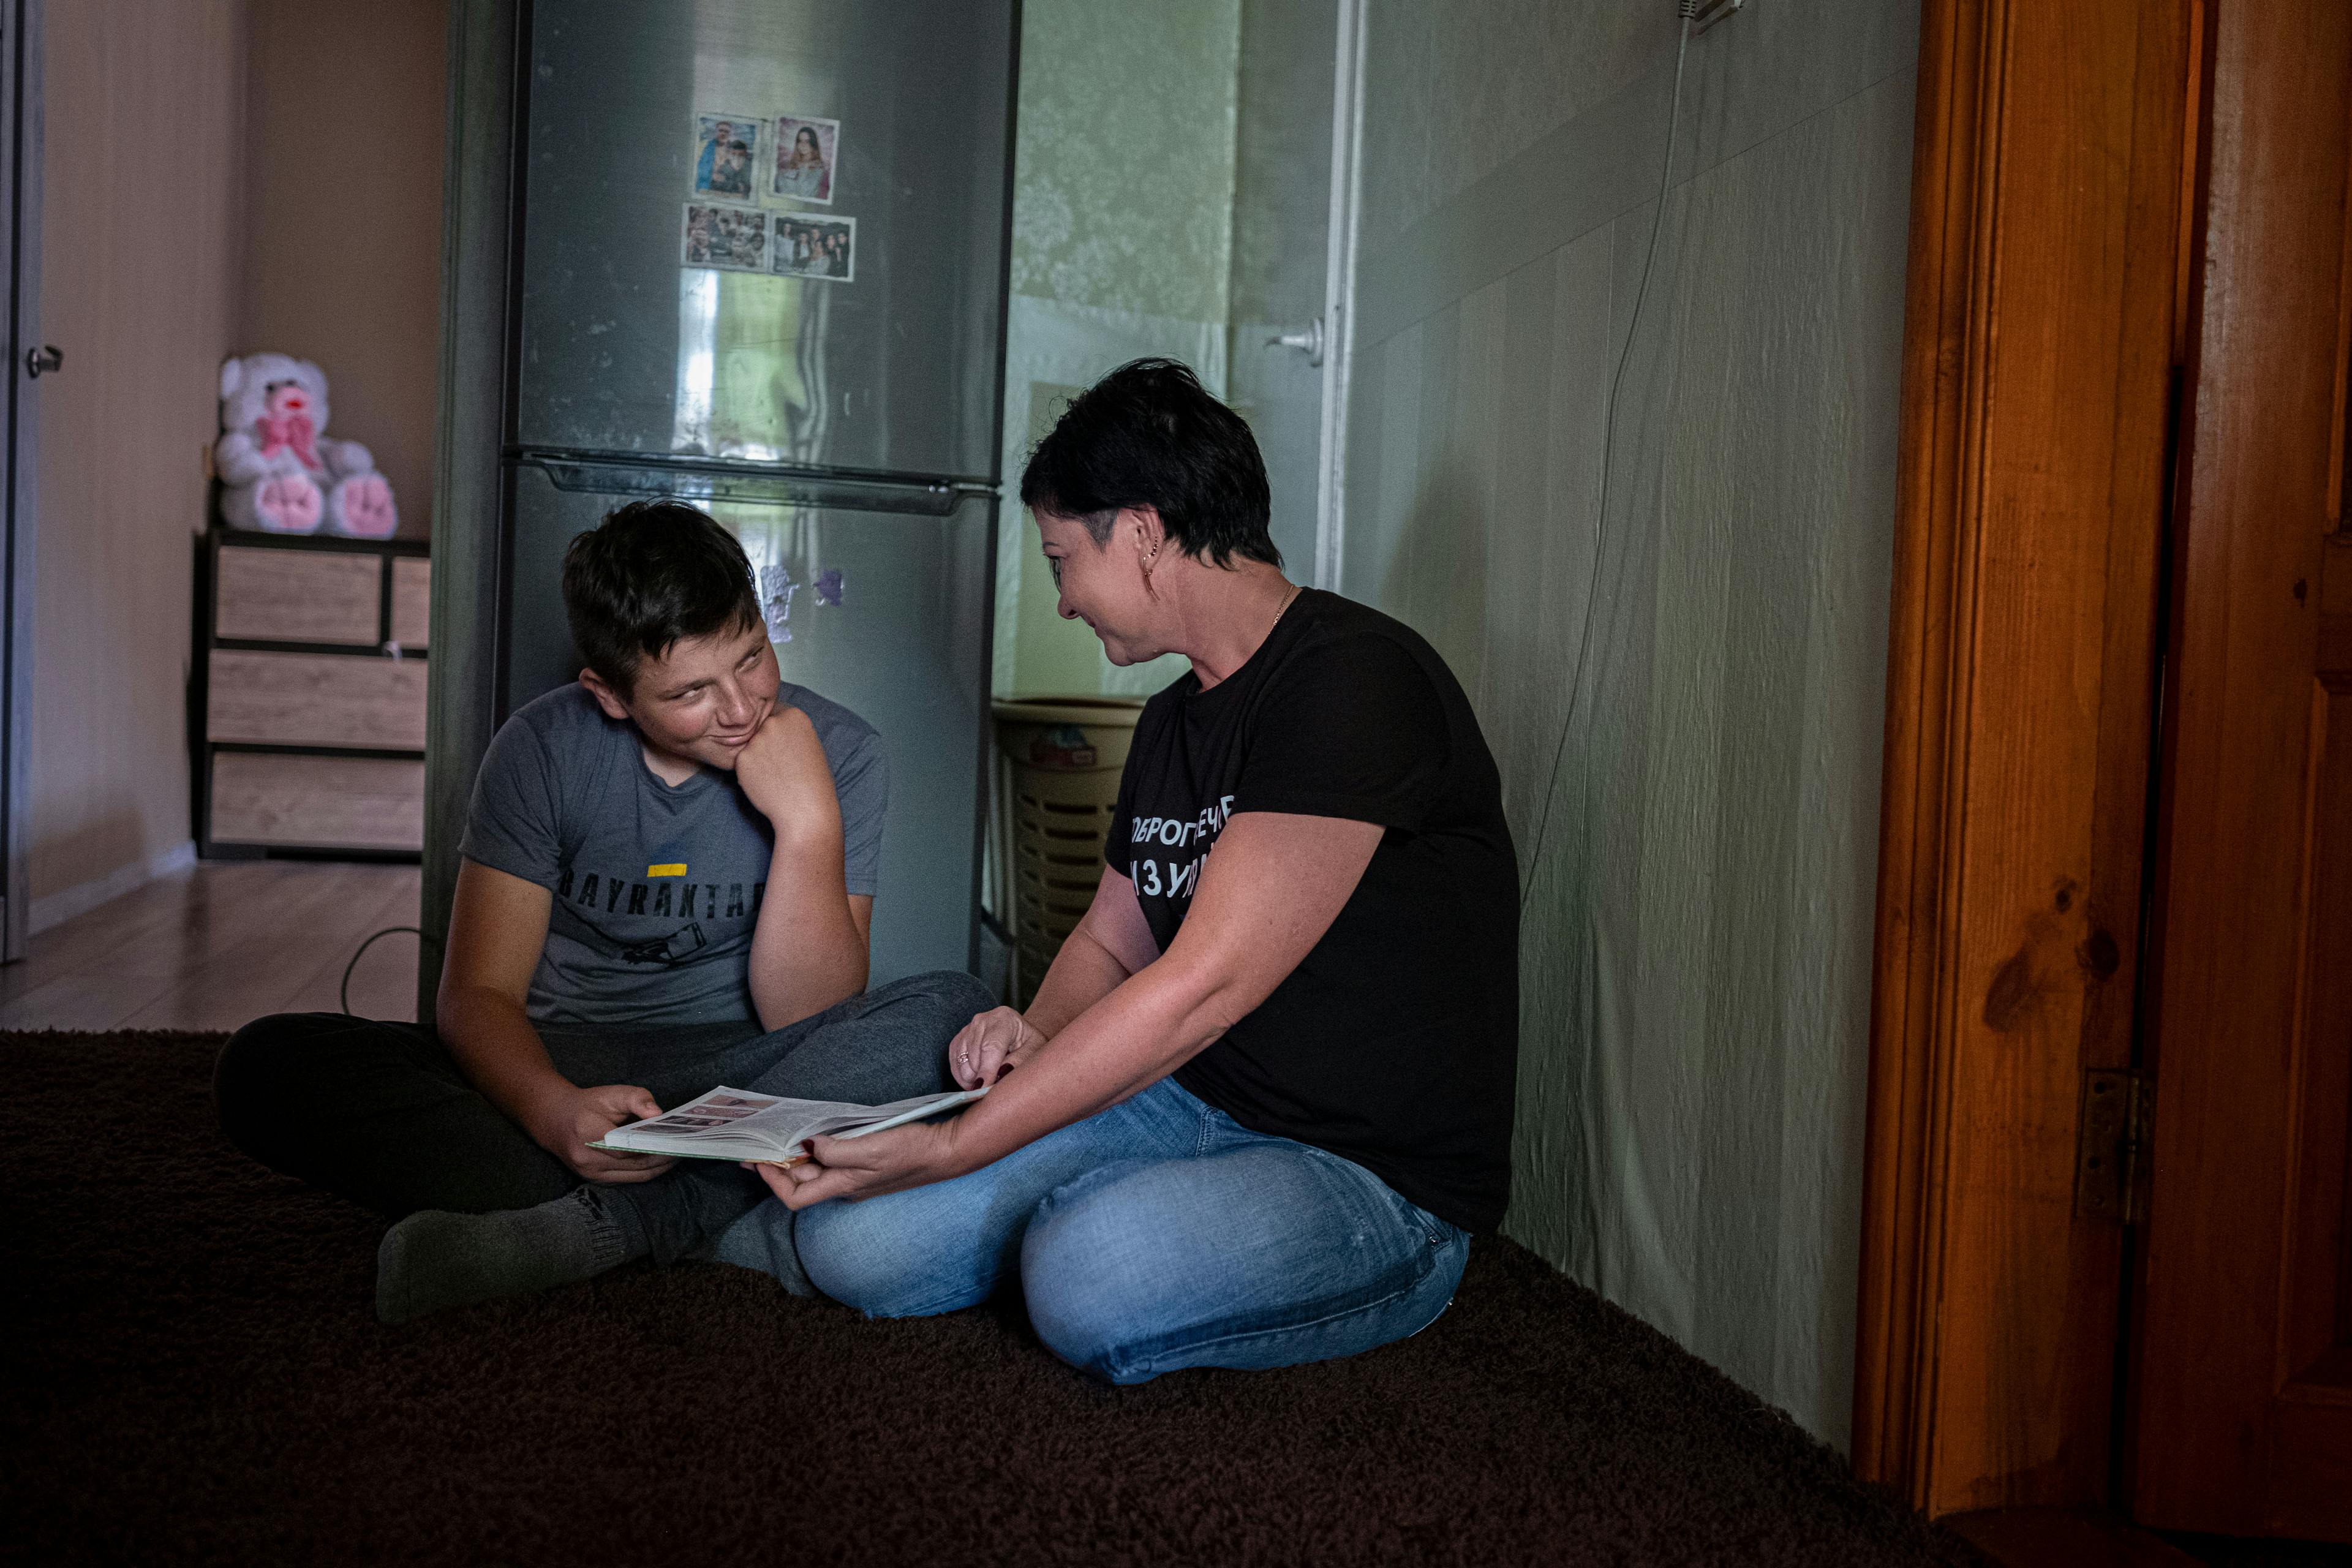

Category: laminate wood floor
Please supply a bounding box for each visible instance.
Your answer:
[0,860,423,1033]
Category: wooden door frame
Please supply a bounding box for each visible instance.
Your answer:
[1851,0,2199,1516]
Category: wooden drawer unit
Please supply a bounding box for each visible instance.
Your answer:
[195,531,431,859]
[207,650,429,750]
[390,557,432,649]
[216,546,383,644]
[209,753,425,851]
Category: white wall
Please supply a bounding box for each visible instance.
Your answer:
[242,0,448,538]
[1342,0,1921,1448]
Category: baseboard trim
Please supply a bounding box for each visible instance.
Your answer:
[1942,1508,2200,1567]
[30,841,198,935]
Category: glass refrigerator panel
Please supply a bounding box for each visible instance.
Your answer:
[503,462,990,983]
[519,0,1014,479]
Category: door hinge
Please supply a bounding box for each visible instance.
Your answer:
[2074,1068,2155,1225]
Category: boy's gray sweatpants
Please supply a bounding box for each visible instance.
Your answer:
[215,970,990,1265]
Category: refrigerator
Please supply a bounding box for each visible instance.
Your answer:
[496,0,1019,983]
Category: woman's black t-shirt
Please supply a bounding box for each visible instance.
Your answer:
[1106,589,1519,1232]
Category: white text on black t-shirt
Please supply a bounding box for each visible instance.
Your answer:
[1125,793,1235,902]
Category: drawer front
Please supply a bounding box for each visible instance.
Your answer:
[208,650,428,750]
[216,546,382,645]
[389,557,431,649]
[209,752,424,851]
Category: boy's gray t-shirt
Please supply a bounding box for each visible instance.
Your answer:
[458,682,886,1026]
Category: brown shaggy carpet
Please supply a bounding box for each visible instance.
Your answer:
[1,1028,1975,1567]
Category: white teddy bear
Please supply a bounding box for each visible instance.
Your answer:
[216,353,398,537]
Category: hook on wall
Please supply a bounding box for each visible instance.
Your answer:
[1265,319,1324,368]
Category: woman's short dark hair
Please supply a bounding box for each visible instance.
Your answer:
[561,500,762,695]
[1018,358,1280,568]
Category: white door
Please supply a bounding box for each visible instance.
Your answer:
[1226,0,1362,590]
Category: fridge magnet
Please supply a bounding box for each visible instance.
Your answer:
[771,114,840,203]
[682,202,769,273]
[813,568,845,606]
[772,214,856,282]
[760,562,798,643]
[690,112,763,200]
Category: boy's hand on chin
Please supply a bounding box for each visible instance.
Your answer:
[733,704,842,839]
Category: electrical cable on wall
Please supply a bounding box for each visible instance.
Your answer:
[341,925,440,1016]
[1518,7,1698,912]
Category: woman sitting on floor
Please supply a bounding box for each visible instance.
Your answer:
[739,357,1521,1383]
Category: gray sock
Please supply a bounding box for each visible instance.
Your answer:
[375,1186,635,1324]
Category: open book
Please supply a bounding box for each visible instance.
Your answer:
[590,1085,986,1167]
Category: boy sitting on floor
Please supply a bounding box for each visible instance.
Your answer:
[216,500,987,1321]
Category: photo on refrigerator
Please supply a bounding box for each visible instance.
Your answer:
[772,114,839,203]
[682,202,769,272]
[690,111,763,199]
[772,214,854,282]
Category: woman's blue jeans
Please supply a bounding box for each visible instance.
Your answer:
[767,1076,1470,1385]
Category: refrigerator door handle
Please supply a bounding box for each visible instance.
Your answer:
[511,448,998,516]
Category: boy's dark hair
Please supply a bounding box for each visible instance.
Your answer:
[1018,358,1280,568]
[562,500,763,695]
